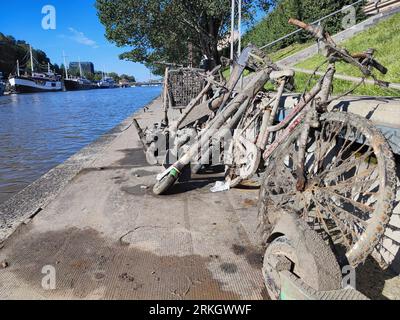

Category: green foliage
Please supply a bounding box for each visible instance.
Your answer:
[244,0,366,53]
[95,0,274,75]
[93,72,104,81]
[0,33,56,76]
[108,72,120,82]
[120,74,136,82]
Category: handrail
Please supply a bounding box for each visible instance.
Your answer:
[289,66,400,91]
[259,0,366,50]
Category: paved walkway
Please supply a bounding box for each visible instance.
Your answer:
[0,98,267,300]
[0,97,400,300]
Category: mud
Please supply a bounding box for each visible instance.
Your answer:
[220,263,238,274]
[121,185,149,196]
[231,244,264,269]
[132,170,156,177]
[3,228,240,300]
[116,148,149,167]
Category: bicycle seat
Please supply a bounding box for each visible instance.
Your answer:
[270,70,295,80]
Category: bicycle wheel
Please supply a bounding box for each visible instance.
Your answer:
[258,112,397,268]
[225,104,263,188]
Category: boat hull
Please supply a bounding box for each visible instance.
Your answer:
[9,77,62,94]
[64,79,95,91]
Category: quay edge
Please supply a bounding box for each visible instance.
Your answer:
[0,95,162,244]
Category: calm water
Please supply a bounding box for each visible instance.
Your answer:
[0,87,161,204]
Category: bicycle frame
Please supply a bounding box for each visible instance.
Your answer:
[262,65,335,159]
[261,64,336,190]
[156,66,276,181]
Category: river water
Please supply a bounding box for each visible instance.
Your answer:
[0,86,161,205]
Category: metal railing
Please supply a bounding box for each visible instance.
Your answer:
[260,0,366,50]
[364,0,400,15]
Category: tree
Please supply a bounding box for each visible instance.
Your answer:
[108,72,121,82]
[94,72,103,81]
[120,74,136,82]
[0,34,56,76]
[96,0,275,75]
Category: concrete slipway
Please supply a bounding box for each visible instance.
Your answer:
[0,96,400,300]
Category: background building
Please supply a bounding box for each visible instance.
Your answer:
[69,62,95,75]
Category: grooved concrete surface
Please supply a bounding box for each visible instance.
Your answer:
[0,97,400,300]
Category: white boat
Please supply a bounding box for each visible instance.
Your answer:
[8,45,62,94]
[98,76,116,89]
[9,73,62,93]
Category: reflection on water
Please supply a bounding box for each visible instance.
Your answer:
[0,87,161,204]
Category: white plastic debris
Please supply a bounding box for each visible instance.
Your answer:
[210,181,230,193]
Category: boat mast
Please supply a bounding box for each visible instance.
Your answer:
[78,57,83,78]
[48,62,51,73]
[29,45,34,74]
[63,51,69,79]
[16,60,20,77]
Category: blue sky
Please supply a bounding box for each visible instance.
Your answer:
[0,0,153,81]
[0,1,266,81]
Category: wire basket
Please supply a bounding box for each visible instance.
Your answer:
[166,68,205,109]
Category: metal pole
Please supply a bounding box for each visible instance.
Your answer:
[237,0,243,89]
[17,60,20,77]
[29,45,34,74]
[63,51,69,79]
[230,0,236,74]
[78,57,83,78]
[237,0,242,57]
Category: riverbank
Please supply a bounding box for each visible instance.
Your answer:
[0,96,268,300]
[0,87,161,204]
[0,95,400,300]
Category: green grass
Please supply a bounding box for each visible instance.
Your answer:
[268,41,313,61]
[294,13,400,97]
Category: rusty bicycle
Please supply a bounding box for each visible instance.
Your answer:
[152,46,282,194]
[256,18,397,299]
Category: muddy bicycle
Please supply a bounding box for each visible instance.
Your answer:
[152,49,284,194]
[134,45,270,168]
[152,18,397,299]
[254,19,397,299]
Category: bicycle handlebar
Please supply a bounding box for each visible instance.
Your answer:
[288,18,388,76]
[288,18,324,40]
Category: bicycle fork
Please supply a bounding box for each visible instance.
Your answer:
[296,64,335,192]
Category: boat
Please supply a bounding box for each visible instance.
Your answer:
[63,56,96,91]
[64,77,96,91]
[8,46,62,94]
[9,73,62,93]
[97,76,117,89]
[0,83,5,96]
[0,72,5,96]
